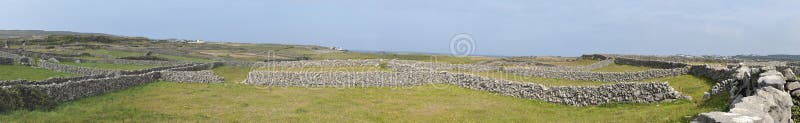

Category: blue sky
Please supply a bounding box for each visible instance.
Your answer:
[1,0,799,56]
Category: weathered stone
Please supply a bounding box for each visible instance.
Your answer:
[786,82,800,91]
[0,57,12,65]
[757,70,786,90]
[74,59,81,63]
[19,57,31,66]
[47,57,60,63]
[692,112,765,123]
[792,90,800,97]
[783,69,797,81]
[160,70,224,83]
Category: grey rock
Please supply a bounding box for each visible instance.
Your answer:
[758,70,786,90]
[792,90,800,97]
[783,69,797,81]
[786,82,800,91]
[47,57,60,63]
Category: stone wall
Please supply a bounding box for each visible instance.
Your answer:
[37,60,120,75]
[0,62,222,109]
[0,57,12,65]
[161,70,224,83]
[503,67,690,82]
[223,59,381,68]
[688,65,736,82]
[386,60,499,72]
[614,58,688,69]
[693,67,794,123]
[86,59,188,66]
[0,48,75,62]
[33,72,161,102]
[594,54,741,63]
[244,71,685,106]
[0,50,23,60]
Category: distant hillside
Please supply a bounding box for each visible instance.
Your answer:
[0,30,110,39]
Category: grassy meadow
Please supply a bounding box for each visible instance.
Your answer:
[61,62,159,70]
[0,81,726,123]
[0,65,76,80]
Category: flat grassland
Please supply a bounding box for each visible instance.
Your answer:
[61,62,159,70]
[0,65,76,80]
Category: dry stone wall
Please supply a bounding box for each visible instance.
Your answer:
[693,67,794,123]
[37,60,120,75]
[503,67,690,82]
[594,54,740,63]
[0,62,223,111]
[86,59,188,66]
[161,70,224,83]
[614,58,688,69]
[0,57,12,65]
[0,48,75,62]
[33,72,160,102]
[244,71,685,106]
[224,60,381,68]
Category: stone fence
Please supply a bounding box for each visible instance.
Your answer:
[0,57,12,65]
[37,60,119,75]
[34,72,161,102]
[223,59,382,68]
[0,48,75,62]
[693,66,793,123]
[688,65,737,82]
[0,50,23,60]
[85,59,189,66]
[161,70,224,83]
[590,54,741,63]
[244,71,685,106]
[614,58,688,69]
[1,62,223,108]
[503,67,690,82]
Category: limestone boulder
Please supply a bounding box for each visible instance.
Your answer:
[784,69,797,81]
[758,70,785,90]
[47,58,60,63]
[786,82,800,91]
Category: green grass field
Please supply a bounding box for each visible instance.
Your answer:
[0,65,76,80]
[0,63,727,122]
[0,81,726,122]
[591,64,654,72]
[61,62,159,70]
[83,49,212,62]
